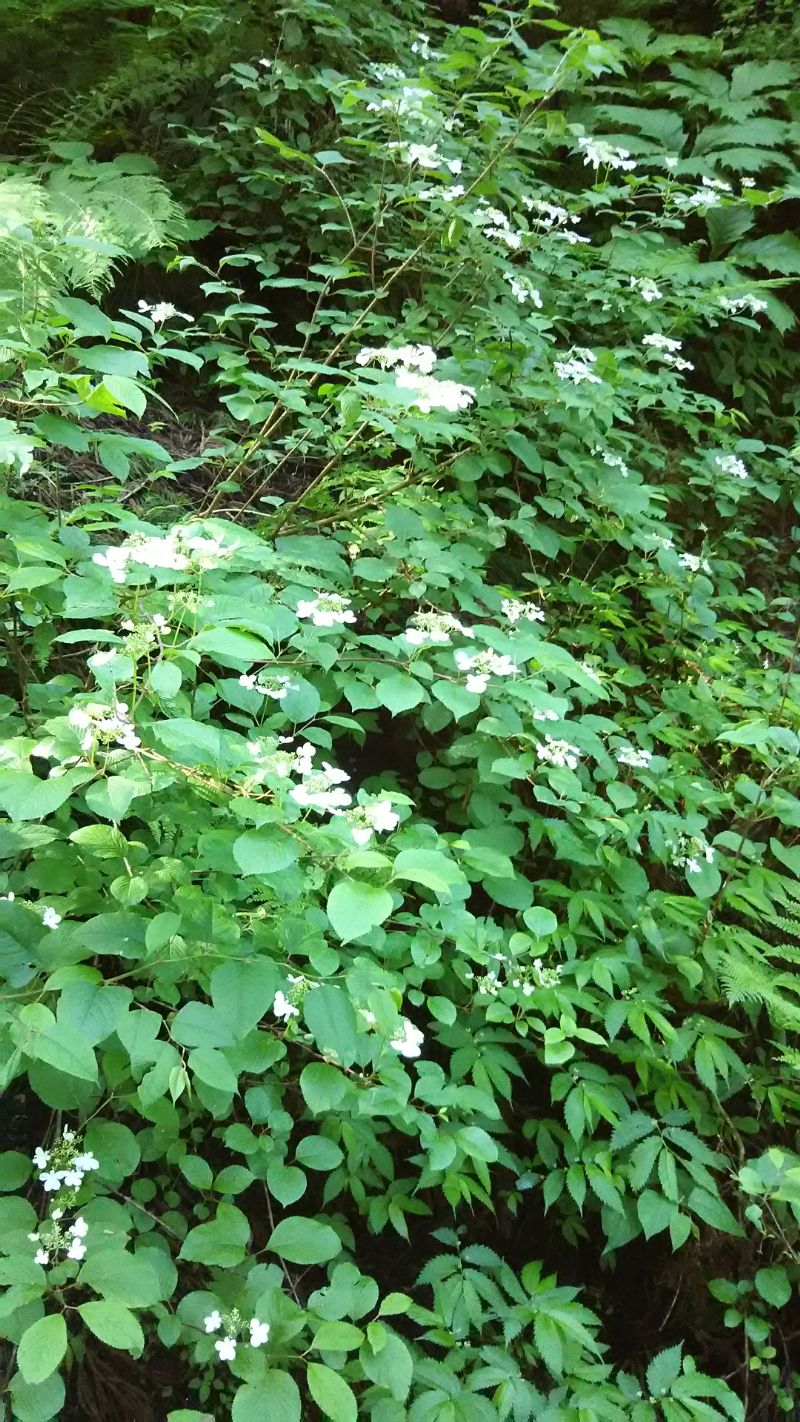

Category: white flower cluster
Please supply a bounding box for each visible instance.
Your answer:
[594,448,630,477]
[503,273,543,307]
[555,348,601,386]
[33,1129,100,1195]
[714,453,749,480]
[455,648,516,694]
[576,136,637,172]
[273,974,306,1022]
[389,140,461,173]
[668,832,715,875]
[29,1211,88,1266]
[678,552,711,573]
[616,745,653,769]
[403,610,474,645]
[347,799,400,845]
[719,293,767,316]
[523,197,579,230]
[368,62,406,83]
[630,276,663,303]
[239,671,295,699]
[93,528,230,584]
[137,300,190,324]
[296,593,356,628]
[356,345,475,414]
[501,598,545,625]
[69,700,140,753]
[120,612,172,647]
[419,182,465,202]
[411,32,439,59]
[674,176,732,211]
[536,735,580,770]
[291,758,352,814]
[368,84,432,120]
[476,201,523,250]
[390,1017,424,1058]
[641,334,693,372]
[475,952,562,998]
[204,1308,270,1363]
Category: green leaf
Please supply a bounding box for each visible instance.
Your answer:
[233,828,300,876]
[179,1204,250,1266]
[375,673,427,713]
[299,1063,348,1113]
[296,1136,344,1171]
[303,985,359,1066]
[306,1362,357,1422]
[326,880,393,942]
[754,1266,791,1308]
[523,906,558,938]
[232,1374,301,1422]
[149,660,182,699]
[360,1330,413,1400]
[266,1163,307,1206]
[0,771,78,821]
[79,1251,162,1307]
[637,1189,675,1238]
[101,375,147,418]
[17,1314,68,1385]
[431,679,479,721]
[78,1301,144,1354]
[31,1022,97,1081]
[314,1320,365,1351]
[188,1046,238,1094]
[646,1344,683,1397]
[687,1187,744,1237]
[210,959,279,1037]
[392,849,464,897]
[9,1370,65,1422]
[267,1216,342,1265]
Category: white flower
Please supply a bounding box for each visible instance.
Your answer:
[394,369,476,413]
[356,344,437,375]
[33,1147,49,1170]
[238,672,294,698]
[67,1238,86,1261]
[61,1170,84,1189]
[348,798,400,844]
[580,661,602,684]
[41,906,61,930]
[678,552,711,574]
[215,1337,237,1362]
[719,293,766,316]
[70,1217,88,1238]
[296,594,356,628]
[419,182,465,202]
[89,649,117,668]
[536,735,581,770]
[714,454,749,480]
[390,1018,424,1058]
[204,1311,223,1333]
[249,1318,271,1348]
[273,991,299,1021]
[576,136,637,172]
[72,1152,99,1174]
[503,274,543,307]
[742,176,756,188]
[533,708,559,722]
[455,648,516,692]
[137,300,190,324]
[555,229,591,246]
[617,746,653,769]
[642,333,682,353]
[40,1171,64,1192]
[523,198,576,227]
[668,832,715,872]
[501,598,545,624]
[555,350,601,386]
[34,1248,49,1266]
[0,891,14,901]
[630,276,663,302]
[411,32,439,59]
[403,611,473,644]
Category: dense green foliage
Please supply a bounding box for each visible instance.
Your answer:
[1,2,800,1418]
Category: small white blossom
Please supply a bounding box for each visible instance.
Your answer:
[411,32,439,59]
[390,1018,424,1058]
[204,1311,223,1333]
[536,735,581,770]
[34,1248,49,1266]
[40,1171,64,1192]
[238,672,294,698]
[33,1147,49,1170]
[137,300,190,324]
[678,552,711,574]
[668,831,715,872]
[403,611,474,645]
[347,799,400,845]
[719,293,767,316]
[41,906,61,930]
[66,1238,86,1261]
[215,1337,237,1362]
[394,368,475,413]
[73,1153,99,1174]
[501,598,545,625]
[503,274,543,307]
[454,648,516,693]
[356,343,437,375]
[714,453,749,480]
[296,594,356,628]
[580,662,602,684]
[642,333,682,353]
[273,991,299,1022]
[419,182,465,202]
[576,136,637,172]
[249,1318,271,1348]
[630,276,663,302]
[533,708,559,722]
[70,1217,88,1238]
[555,349,601,386]
[617,746,653,769]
